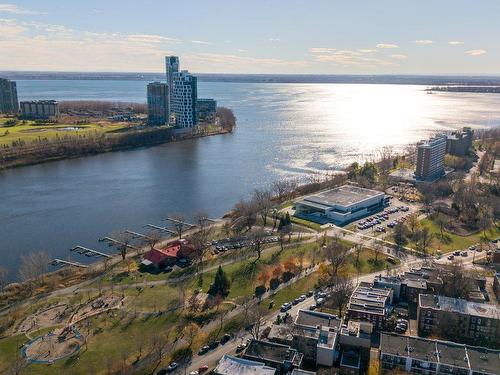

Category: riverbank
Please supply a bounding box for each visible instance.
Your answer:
[0,125,231,170]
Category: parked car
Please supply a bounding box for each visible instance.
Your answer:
[461,251,468,257]
[306,290,314,297]
[198,345,210,355]
[309,304,317,311]
[316,297,325,306]
[236,343,247,352]
[453,251,461,256]
[221,333,232,344]
[208,341,220,349]
[280,303,292,312]
[198,365,209,373]
[189,371,199,375]
[468,245,476,251]
[166,362,178,372]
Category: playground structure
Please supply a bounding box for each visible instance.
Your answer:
[19,293,124,364]
[16,303,74,335]
[22,325,84,364]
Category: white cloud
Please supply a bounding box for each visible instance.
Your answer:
[0,19,180,71]
[358,49,376,54]
[448,41,464,45]
[310,48,399,68]
[465,49,486,56]
[309,47,336,54]
[376,43,399,49]
[415,39,433,45]
[391,54,407,60]
[191,40,212,45]
[184,52,307,73]
[268,38,280,42]
[0,3,45,15]
[128,34,180,44]
[236,49,247,53]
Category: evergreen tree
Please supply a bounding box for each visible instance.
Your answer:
[208,265,230,297]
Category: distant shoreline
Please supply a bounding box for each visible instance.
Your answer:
[2,71,500,86]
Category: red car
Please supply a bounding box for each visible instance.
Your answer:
[199,365,209,374]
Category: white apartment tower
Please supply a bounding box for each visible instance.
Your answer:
[171,70,198,128]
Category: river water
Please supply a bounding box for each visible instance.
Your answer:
[1,79,500,279]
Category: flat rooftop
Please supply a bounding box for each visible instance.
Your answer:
[419,294,500,319]
[295,309,341,329]
[244,340,302,366]
[214,355,276,375]
[380,333,500,374]
[299,185,384,209]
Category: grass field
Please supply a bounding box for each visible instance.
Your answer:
[409,217,500,253]
[0,235,396,374]
[0,119,132,147]
[290,216,325,231]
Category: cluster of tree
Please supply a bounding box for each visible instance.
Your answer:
[254,256,305,297]
[393,216,434,256]
[451,177,496,232]
[216,107,236,132]
[0,126,179,169]
[59,100,147,114]
[316,236,355,317]
[346,161,378,187]
[208,265,230,298]
[436,261,476,299]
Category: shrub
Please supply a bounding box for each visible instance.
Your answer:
[255,285,266,297]
[282,271,294,282]
[269,278,280,290]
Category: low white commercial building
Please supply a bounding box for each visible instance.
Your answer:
[294,185,387,226]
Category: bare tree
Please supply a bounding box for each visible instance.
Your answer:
[183,322,200,350]
[329,276,354,318]
[170,213,187,239]
[233,199,258,232]
[216,107,236,131]
[478,202,494,239]
[416,227,434,257]
[18,251,50,286]
[250,229,267,262]
[0,266,8,292]
[144,229,162,252]
[437,261,475,299]
[252,188,274,227]
[323,236,350,279]
[113,231,135,260]
[249,307,265,340]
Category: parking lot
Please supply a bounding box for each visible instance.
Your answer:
[210,233,279,255]
[355,197,420,236]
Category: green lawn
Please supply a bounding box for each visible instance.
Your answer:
[0,119,131,147]
[290,216,324,231]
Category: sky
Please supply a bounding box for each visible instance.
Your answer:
[0,0,499,75]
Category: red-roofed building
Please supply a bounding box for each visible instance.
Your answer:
[142,239,195,269]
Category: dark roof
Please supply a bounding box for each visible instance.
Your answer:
[244,340,301,366]
[295,309,341,329]
[340,349,361,369]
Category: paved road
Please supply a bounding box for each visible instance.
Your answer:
[181,257,424,374]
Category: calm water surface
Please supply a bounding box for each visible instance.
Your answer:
[1,80,499,279]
